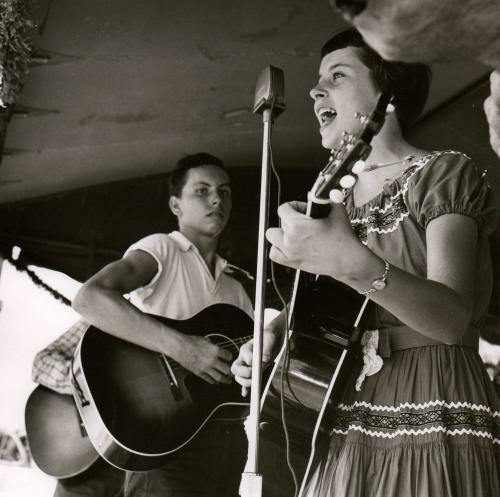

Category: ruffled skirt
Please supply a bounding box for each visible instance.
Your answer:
[304,345,500,497]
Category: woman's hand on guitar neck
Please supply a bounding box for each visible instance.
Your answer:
[174,335,234,385]
[266,201,368,281]
[231,329,278,397]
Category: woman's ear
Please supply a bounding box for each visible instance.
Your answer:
[169,196,180,216]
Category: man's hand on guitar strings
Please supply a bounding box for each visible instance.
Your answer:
[176,334,234,385]
[231,331,278,397]
[265,200,365,281]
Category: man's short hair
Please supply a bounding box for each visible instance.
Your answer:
[321,28,432,135]
[168,153,228,197]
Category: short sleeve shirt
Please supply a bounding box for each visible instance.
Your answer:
[344,151,499,331]
[124,231,253,320]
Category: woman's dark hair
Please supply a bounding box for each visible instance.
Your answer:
[169,152,228,197]
[320,28,432,135]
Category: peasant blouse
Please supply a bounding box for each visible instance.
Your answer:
[344,150,499,335]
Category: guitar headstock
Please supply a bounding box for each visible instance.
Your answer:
[309,93,392,207]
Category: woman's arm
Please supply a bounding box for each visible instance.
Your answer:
[266,202,477,344]
[346,213,476,343]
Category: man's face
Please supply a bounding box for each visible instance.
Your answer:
[170,165,232,238]
[330,0,500,66]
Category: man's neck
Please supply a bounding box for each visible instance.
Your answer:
[178,227,219,274]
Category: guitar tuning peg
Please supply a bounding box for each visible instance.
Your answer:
[352,160,366,174]
[329,189,344,204]
[386,103,395,114]
[339,174,356,189]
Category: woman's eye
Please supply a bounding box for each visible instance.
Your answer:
[332,71,344,81]
[220,189,231,197]
[196,188,208,195]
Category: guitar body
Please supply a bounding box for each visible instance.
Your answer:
[71,303,252,472]
[25,385,100,478]
[260,276,367,497]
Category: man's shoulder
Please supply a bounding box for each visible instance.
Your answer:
[222,263,254,283]
[221,263,254,294]
[128,232,180,253]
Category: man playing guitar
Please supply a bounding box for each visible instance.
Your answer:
[73,152,253,497]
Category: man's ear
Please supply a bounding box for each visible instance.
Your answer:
[169,196,180,216]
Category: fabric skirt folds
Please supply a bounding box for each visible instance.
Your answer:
[304,345,500,497]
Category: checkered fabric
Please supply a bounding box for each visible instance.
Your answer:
[31,318,90,395]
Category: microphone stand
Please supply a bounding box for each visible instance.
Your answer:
[239,106,273,497]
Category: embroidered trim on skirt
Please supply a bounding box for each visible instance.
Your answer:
[304,345,500,497]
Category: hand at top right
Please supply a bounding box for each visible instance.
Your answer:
[484,71,500,159]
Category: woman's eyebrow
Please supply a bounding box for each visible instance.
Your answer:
[318,62,353,78]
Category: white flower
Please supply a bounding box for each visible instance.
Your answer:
[355,330,384,391]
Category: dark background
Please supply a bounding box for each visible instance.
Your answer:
[0,0,499,311]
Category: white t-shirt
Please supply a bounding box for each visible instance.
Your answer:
[124,231,253,320]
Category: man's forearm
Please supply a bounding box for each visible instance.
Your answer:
[73,282,187,357]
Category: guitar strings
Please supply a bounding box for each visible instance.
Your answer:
[162,335,253,373]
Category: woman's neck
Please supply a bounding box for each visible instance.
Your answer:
[365,119,425,167]
[350,119,428,207]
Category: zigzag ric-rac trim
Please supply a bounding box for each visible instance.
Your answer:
[331,425,500,443]
[350,151,468,237]
[337,400,500,417]
[330,426,496,438]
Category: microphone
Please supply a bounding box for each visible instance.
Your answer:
[253,65,286,117]
[241,65,285,497]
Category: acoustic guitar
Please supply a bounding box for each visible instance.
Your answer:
[25,385,100,478]
[70,303,253,472]
[258,93,392,497]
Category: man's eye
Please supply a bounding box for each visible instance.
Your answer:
[332,72,344,81]
[196,188,208,195]
[220,190,231,197]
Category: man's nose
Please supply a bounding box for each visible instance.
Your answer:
[334,0,368,19]
[211,192,222,205]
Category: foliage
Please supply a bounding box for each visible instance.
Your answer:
[0,0,34,107]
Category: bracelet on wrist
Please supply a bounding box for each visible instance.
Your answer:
[358,259,390,297]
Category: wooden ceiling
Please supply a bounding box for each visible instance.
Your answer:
[0,0,492,205]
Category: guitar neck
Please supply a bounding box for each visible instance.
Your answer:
[287,190,336,327]
[308,201,331,220]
